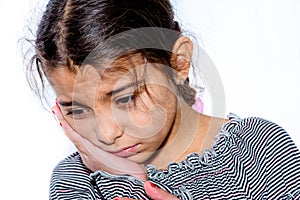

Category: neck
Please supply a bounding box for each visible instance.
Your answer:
[146,99,204,169]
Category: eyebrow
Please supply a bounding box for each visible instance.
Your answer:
[108,80,144,96]
[58,80,145,107]
[58,100,85,107]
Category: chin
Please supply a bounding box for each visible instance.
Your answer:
[126,151,154,165]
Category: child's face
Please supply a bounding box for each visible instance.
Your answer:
[50,55,178,164]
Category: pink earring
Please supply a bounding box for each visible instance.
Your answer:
[192,96,203,114]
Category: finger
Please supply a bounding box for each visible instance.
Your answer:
[51,103,63,120]
[51,105,86,152]
[144,181,178,200]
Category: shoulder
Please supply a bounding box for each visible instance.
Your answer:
[51,152,92,179]
[221,114,300,197]
[222,114,291,145]
[221,114,300,168]
[50,152,97,197]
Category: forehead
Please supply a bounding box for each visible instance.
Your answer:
[49,55,146,98]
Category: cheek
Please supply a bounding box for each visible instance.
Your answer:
[129,103,168,138]
[115,95,176,140]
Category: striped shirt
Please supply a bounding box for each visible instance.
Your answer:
[50,114,300,199]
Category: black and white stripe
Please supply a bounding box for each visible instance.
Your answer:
[50,115,300,199]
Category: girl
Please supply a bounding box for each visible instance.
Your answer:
[27,0,300,199]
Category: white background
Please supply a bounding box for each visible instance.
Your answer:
[0,0,299,199]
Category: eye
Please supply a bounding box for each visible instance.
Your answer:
[114,95,135,107]
[66,109,90,119]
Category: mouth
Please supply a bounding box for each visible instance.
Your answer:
[110,144,140,158]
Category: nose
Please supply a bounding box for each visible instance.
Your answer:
[95,107,123,145]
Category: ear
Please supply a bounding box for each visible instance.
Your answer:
[170,36,193,84]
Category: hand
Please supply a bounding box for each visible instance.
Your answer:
[114,181,179,200]
[52,105,147,181]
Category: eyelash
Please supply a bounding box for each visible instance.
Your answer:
[66,109,89,119]
[65,93,139,119]
[114,94,136,107]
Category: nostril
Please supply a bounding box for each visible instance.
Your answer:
[96,129,124,146]
[97,137,114,145]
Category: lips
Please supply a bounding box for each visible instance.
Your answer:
[111,144,139,158]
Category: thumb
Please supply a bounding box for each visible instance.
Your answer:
[144,181,178,200]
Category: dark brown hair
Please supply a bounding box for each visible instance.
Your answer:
[27,0,196,105]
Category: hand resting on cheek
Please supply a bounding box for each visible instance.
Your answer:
[52,105,148,181]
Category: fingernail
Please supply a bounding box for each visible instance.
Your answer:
[60,122,62,127]
[52,110,55,115]
[149,182,156,188]
[56,99,59,107]
[113,198,119,200]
